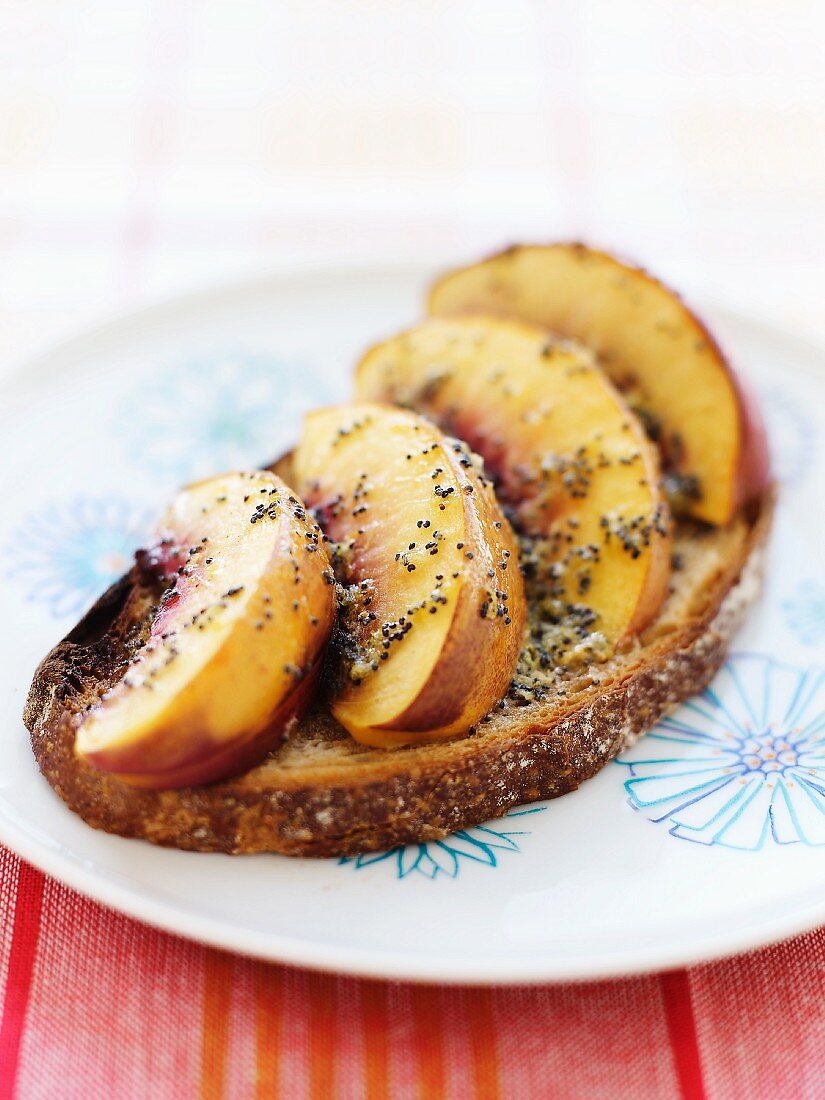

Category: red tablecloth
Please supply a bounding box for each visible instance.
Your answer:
[1,849,822,1099]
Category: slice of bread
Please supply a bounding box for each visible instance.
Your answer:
[24,492,772,857]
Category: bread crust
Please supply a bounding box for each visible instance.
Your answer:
[24,494,773,857]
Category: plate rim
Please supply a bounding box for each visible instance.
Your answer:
[4,814,825,985]
[2,260,824,984]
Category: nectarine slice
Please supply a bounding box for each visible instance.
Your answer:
[75,472,335,787]
[428,243,770,525]
[355,317,671,646]
[292,404,526,748]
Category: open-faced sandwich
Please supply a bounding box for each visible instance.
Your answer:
[24,244,773,856]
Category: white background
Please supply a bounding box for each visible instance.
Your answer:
[0,1,823,364]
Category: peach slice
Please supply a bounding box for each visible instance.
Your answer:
[75,472,335,788]
[355,317,672,645]
[428,243,770,525]
[291,404,526,748]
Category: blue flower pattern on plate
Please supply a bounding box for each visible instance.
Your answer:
[123,350,326,482]
[783,581,825,647]
[339,807,547,879]
[6,497,150,619]
[616,655,825,849]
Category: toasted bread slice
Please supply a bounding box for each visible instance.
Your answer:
[24,492,772,857]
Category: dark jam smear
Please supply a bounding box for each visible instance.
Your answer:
[134,538,197,638]
[135,538,189,584]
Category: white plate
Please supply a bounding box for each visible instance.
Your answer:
[1,262,824,984]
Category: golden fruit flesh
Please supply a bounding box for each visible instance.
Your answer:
[75,471,335,787]
[428,243,770,526]
[291,403,526,748]
[355,317,672,645]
